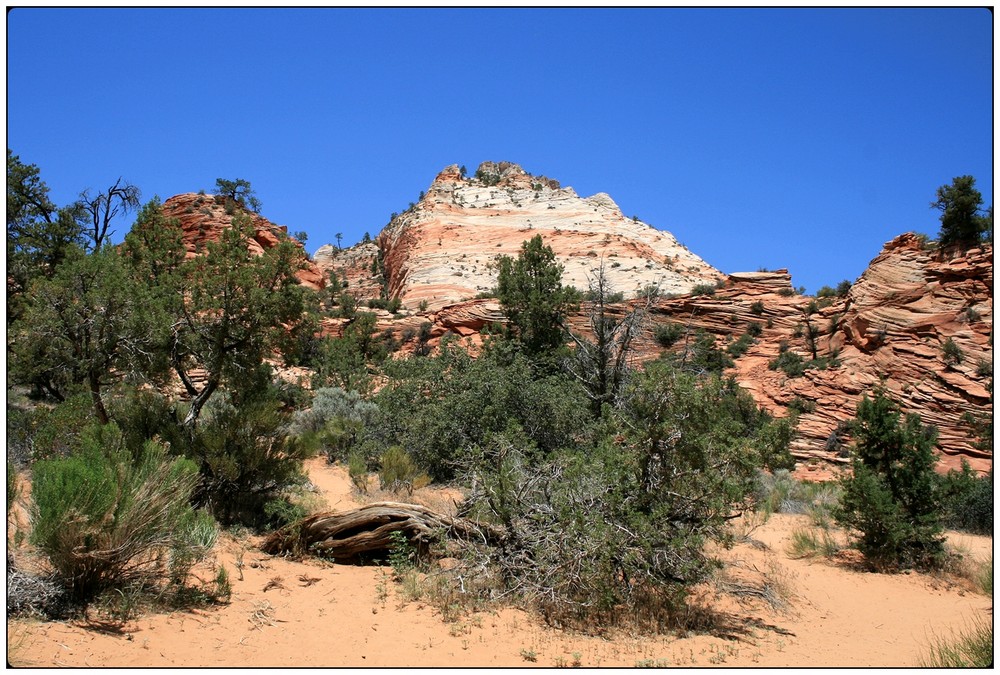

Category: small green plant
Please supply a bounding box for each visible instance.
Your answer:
[213,565,232,603]
[347,449,369,493]
[920,618,993,667]
[654,322,685,348]
[520,649,538,662]
[750,300,765,315]
[387,530,415,579]
[975,358,991,378]
[690,283,717,297]
[942,338,964,366]
[418,299,429,312]
[378,446,429,494]
[769,348,806,378]
[786,527,840,558]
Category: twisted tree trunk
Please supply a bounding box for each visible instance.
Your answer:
[261,502,505,560]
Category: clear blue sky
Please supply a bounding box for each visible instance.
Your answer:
[6,7,993,294]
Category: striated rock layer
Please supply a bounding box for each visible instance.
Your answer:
[375,235,991,475]
[161,193,324,290]
[360,161,722,311]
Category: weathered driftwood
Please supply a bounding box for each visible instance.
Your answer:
[260,502,504,560]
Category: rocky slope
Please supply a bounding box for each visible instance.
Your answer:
[359,235,992,475]
[161,193,324,290]
[316,162,722,311]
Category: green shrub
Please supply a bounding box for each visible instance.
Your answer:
[745,321,763,337]
[690,283,717,297]
[188,391,307,527]
[347,449,369,493]
[833,390,945,571]
[30,423,207,599]
[936,463,992,535]
[726,332,754,359]
[769,348,806,378]
[456,360,795,631]
[654,322,684,348]
[786,527,839,558]
[749,300,765,316]
[787,396,816,415]
[378,446,429,494]
[942,338,963,366]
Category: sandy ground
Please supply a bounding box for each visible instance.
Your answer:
[7,457,993,668]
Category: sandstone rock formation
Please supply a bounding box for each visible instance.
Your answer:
[346,162,722,311]
[161,193,324,290]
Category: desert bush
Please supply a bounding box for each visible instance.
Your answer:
[749,300,765,315]
[834,390,945,571]
[726,332,754,359]
[786,526,840,559]
[347,449,369,493]
[30,423,208,600]
[454,361,796,632]
[362,340,592,480]
[678,330,734,374]
[941,337,963,366]
[186,391,308,527]
[14,393,96,462]
[378,445,429,494]
[654,322,685,348]
[936,462,992,535]
[769,348,806,378]
[289,387,376,461]
[690,283,717,297]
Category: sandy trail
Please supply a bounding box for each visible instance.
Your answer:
[7,460,992,668]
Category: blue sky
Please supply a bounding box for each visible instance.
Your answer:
[6,7,993,294]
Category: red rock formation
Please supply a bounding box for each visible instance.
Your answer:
[390,236,992,475]
[161,193,324,291]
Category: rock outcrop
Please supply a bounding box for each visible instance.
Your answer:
[350,162,722,311]
[161,193,324,290]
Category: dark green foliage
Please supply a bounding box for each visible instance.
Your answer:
[185,389,308,527]
[654,322,684,348]
[941,338,963,367]
[315,312,387,395]
[361,340,592,480]
[769,348,806,378]
[690,283,717,297]
[12,393,97,462]
[932,175,991,249]
[7,150,85,320]
[749,300,765,316]
[726,332,755,359]
[30,423,208,599]
[745,321,763,337]
[835,280,852,297]
[496,235,579,355]
[678,330,734,375]
[787,396,816,415]
[160,213,308,427]
[213,177,262,213]
[456,359,794,630]
[9,245,164,422]
[833,390,945,571]
[936,462,992,535]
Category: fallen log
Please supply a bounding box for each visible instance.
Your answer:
[260,501,505,560]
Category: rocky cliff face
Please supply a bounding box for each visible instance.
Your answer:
[347,162,722,311]
[587,235,993,474]
[161,193,324,290]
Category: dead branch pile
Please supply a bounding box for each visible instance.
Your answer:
[260,502,504,560]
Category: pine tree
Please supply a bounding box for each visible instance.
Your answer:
[834,389,945,571]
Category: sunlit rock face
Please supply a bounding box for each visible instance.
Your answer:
[161,192,323,290]
[365,161,722,312]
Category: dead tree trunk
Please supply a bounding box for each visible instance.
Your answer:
[260,502,505,561]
